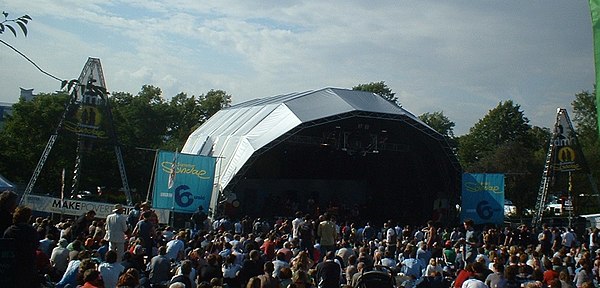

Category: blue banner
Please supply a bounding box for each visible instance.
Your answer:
[152,151,216,213]
[461,173,505,225]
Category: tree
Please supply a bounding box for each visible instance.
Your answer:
[199,89,232,121]
[0,93,77,192]
[419,111,456,145]
[458,100,532,166]
[0,11,30,37]
[572,90,598,145]
[570,90,600,212]
[353,81,399,105]
[457,100,546,212]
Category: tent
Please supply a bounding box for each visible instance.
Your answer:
[0,174,15,191]
[182,88,461,223]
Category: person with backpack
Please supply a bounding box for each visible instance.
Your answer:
[298,214,314,254]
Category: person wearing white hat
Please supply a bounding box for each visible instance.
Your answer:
[105,203,129,262]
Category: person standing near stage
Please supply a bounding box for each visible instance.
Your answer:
[133,210,155,262]
[127,202,141,231]
[463,219,480,264]
[317,213,337,258]
[191,205,207,232]
[105,203,129,261]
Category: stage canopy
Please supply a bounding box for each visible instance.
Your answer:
[182,88,461,224]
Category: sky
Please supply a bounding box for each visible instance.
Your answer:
[0,1,596,135]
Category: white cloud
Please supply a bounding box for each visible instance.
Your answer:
[0,0,594,135]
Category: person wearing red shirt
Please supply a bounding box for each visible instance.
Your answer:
[260,233,277,261]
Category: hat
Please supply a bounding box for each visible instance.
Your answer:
[141,201,152,208]
[113,204,124,213]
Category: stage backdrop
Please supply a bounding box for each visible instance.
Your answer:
[461,173,505,225]
[152,151,216,213]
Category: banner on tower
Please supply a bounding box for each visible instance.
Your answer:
[552,109,589,173]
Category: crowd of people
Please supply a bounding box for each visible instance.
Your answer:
[2,189,600,288]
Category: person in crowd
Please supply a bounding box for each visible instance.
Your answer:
[166,231,187,261]
[99,250,125,288]
[127,202,141,231]
[401,248,423,280]
[117,267,142,288]
[463,219,480,264]
[485,262,507,288]
[257,262,278,288]
[317,214,337,259]
[105,203,129,262]
[272,251,291,279]
[71,210,96,241]
[148,245,172,286]
[239,249,265,286]
[0,190,18,234]
[3,205,40,288]
[315,251,341,288]
[80,268,103,288]
[223,253,242,288]
[298,215,314,255]
[50,238,71,280]
[171,260,194,288]
[132,210,155,262]
[199,253,223,283]
[39,233,57,258]
[191,205,208,232]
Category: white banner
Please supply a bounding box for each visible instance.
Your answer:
[22,194,170,224]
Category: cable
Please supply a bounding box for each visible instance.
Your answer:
[0,38,63,82]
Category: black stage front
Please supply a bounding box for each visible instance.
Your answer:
[224,115,461,226]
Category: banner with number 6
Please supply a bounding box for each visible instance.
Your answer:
[152,151,217,213]
[460,173,505,225]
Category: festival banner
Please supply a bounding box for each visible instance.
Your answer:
[152,151,216,213]
[461,173,505,225]
[21,194,170,223]
[63,93,109,139]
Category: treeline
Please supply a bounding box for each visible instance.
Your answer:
[1,82,598,214]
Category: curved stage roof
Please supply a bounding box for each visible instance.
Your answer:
[183,88,461,224]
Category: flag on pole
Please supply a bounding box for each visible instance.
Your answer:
[167,149,178,189]
[61,168,66,202]
[589,0,600,136]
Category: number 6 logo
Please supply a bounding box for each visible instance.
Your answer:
[175,185,193,207]
[476,200,493,220]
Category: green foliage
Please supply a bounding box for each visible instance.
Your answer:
[572,90,598,145]
[352,81,399,105]
[0,93,76,192]
[419,111,457,150]
[0,12,31,37]
[570,90,600,213]
[458,100,532,166]
[0,85,232,196]
[457,100,548,212]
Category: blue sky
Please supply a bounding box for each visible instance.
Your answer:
[0,1,595,135]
